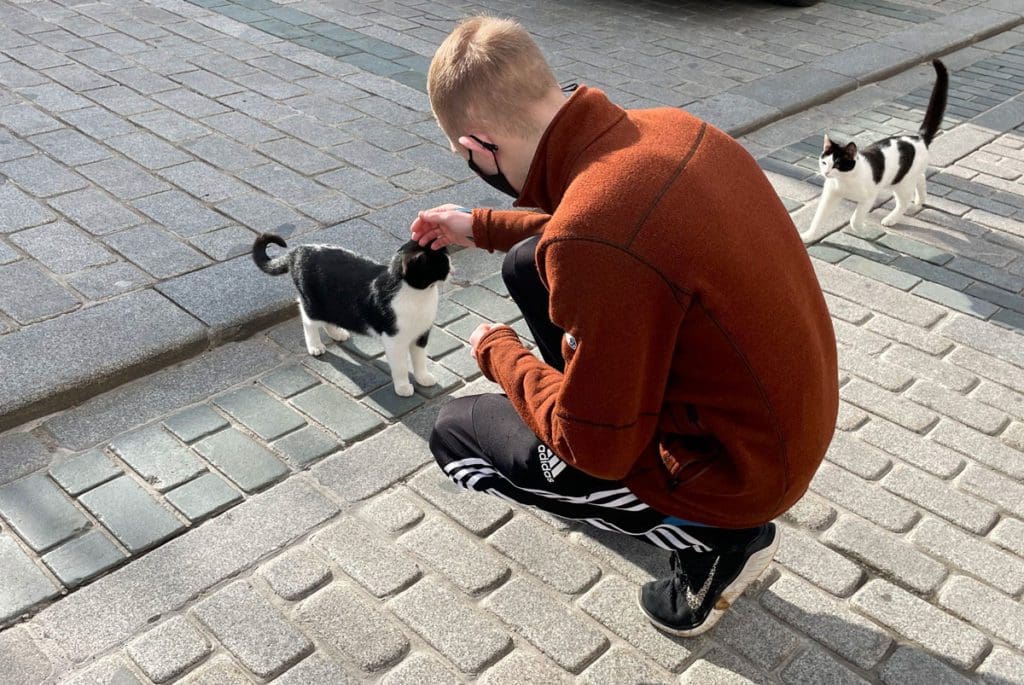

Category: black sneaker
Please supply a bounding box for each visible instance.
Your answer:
[637,523,780,637]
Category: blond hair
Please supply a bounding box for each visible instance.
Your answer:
[428,16,558,144]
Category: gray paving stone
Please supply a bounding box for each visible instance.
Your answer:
[485,576,607,673]
[194,581,313,678]
[381,653,461,685]
[910,516,1024,596]
[400,517,509,595]
[907,378,1008,435]
[185,133,269,172]
[165,472,241,522]
[62,655,146,685]
[761,573,890,670]
[840,254,921,290]
[296,583,409,672]
[159,160,248,204]
[814,261,945,327]
[312,517,420,597]
[978,647,1024,685]
[0,258,79,325]
[359,491,424,534]
[853,578,989,670]
[0,184,54,233]
[991,517,1024,558]
[363,383,427,418]
[882,343,977,393]
[216,192,312,234]
[958,464,1024,519]
[913,280,1001,319]
[578,576,700,672]
[80,157,172,201]
[272,425,339,468]
[109,424,206,492]
[490,514,601,594]
[257,138,343,175]
[407,468,511,535]
[389,578,512,674]
[880,646,973,685]
[449,286,521,323]
[0,103,61,135]
[49,450,122,496]
[157,252,295,331]
[11,222,115,274]
[49,187,144,236]
[578,646,667,685]
[194,428,289,493]
[781,647,869,685]
[939,574,1024,650]
[820,516,946,594]
[66,261,152,299]
[714,597,802,673]
[274,653,357,685]
[213,385,306,440]
[0,534,59,624]
[41,529,126,588]
[35,477,337,660]
[809,462,919,532]
[188,225,255,260]
[941,313,1024,369]
[774,528,864,597]
[0,626,53,684]
[0,473,90,552]
[106,131,192,170]
[930,123,999,167]
[127,616,212,684]
[240,163,327,205]
[132,189,230,238]
[881,464,998,533]
[859,418,963,478]
[177,654,250,685]
[260,364,319,398]
[154,88,229,119]
[840,378,937,435]
[131,108,211,143]
[824,430,892,479]
[204,110,281,144]
[291,383,385,443]
[163,404,229,444]
[80,476,185,553]
[261,546,332,601]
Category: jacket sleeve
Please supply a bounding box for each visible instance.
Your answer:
[476,239,689,480]
[472,209,550,253]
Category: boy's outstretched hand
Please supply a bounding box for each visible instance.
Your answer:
[470,323,509,359]
[410,204,475,249]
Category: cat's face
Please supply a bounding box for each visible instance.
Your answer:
[819,135,858,178]
[395,240,450,289]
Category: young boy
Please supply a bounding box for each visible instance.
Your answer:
[411,16,838,636]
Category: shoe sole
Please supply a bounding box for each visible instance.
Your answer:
[636,526,781,638]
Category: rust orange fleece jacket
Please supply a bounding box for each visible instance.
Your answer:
[470,86,838,528]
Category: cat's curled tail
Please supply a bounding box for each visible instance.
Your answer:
[919,60,948,147]
[253,233,290,275]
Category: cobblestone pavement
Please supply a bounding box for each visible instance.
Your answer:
[2,0,1024,683]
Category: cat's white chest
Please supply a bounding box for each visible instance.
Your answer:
[391,282,439,336]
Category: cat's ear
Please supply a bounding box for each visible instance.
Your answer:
[400,250,424,274]
[822,134,833,152]
[844,142,858,157]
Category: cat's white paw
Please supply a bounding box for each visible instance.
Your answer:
[307,343,326,357]
[325,325,349,342]
[881,214,901,227]
[414,371,437,387]
[394,382,415,397]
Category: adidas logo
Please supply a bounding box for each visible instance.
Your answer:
[537,445,566,483]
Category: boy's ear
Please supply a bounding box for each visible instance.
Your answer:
[458,134,493,155]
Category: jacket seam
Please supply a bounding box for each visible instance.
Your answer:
[626,121,707,249]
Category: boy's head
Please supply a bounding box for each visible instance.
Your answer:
[428,17,559,149]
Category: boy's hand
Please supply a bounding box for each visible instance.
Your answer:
[410,204,475,249]
[470,323,509,359]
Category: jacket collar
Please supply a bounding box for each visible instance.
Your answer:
[514,86,627,213]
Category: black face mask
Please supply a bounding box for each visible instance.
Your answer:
[466,135,518,199]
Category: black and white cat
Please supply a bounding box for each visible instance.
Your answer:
[253,235,450,397]
[801,60,948,244]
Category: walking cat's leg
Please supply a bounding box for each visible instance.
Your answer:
[850,192,877,233]
[882,185,913,227]
[300,303,326,356]
[325,324,349,342]
[801,184,842,244]
[410,331,436,387]
[382,334,414,396]
[913,174,927,210]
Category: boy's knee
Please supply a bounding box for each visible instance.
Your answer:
[429,397,476,470]
[502,235,540,292]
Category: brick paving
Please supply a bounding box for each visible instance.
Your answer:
[1,0,1024,683]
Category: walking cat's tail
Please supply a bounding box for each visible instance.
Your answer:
[919,60,948,147]
[253,233,290,275]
